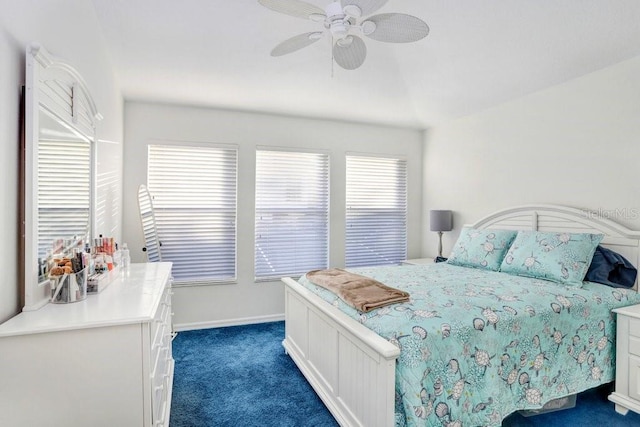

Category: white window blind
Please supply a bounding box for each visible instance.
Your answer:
[255,150,329,280]
[148,144,237,284]
[38,139,91,259]
[346,155,407,268]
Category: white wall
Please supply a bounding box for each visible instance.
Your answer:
[0,0,123,321]
[123,102,423,328]
[423,55,640,257]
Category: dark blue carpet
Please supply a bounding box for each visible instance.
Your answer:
[170,321,640,426]
[170,321,338,427]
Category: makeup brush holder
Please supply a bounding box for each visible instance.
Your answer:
[50,268,88,304]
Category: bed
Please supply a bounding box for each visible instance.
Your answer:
[281,205,640,426]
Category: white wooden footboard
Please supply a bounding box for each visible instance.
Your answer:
[282,277,400,427]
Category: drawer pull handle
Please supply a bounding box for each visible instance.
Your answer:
[155,384,164,392]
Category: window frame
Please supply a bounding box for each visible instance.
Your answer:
[345,153,408,268]
[147,141,238,286]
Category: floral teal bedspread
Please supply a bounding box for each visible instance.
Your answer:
[297,263,640,426]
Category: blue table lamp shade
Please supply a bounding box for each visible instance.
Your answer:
[430,210,453,258]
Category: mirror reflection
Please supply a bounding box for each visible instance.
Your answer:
[36,107,92,282]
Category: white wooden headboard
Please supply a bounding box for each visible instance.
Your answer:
[470,205,640,288]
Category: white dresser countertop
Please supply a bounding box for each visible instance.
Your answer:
[613,303,640,319]
[0,262,172,337]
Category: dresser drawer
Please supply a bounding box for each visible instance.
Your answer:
[151,331,170,382]
[151,316,171,375]
[629,355,640,402]
[150,312,163,346]
[630,335,640,358]
[152,318,166,350]
[151,343,172,425]
[152,363,168,423]
[160,298,171,329]
[151,288,171,340]
[150,288,171,354]
[149,278,173,426]
[630,318,640,339]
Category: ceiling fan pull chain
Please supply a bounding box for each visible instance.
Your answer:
[331,36,334,78]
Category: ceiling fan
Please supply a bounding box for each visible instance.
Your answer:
[258,0,429,70]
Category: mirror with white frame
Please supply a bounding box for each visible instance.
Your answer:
[23,43,102,311]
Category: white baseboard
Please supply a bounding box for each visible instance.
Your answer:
[173,313,285,332]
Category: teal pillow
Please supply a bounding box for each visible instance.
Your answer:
[447,227,517,271]
[499,231,604,286]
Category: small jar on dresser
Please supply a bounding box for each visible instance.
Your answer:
[609,303,640,415]
[0,262,174,427]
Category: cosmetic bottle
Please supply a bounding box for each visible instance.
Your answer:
[121,243,130,271]
[112,243,122,267]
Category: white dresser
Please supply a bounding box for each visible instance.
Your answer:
[609,303,640,416]
[0,262,173,427]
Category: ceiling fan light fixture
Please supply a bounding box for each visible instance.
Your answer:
[361,20,376,35]
[343,5,362,18]
[336,35,353,47]
[330,20,349,37]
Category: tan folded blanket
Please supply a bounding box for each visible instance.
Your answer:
[305,268,410,312]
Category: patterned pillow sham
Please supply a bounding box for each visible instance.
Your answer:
[446,227,517,271]
[499,230,603,286]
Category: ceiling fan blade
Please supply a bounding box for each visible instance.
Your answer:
[271,32,322,57]
[258,0,325,19]
[341,0,388,17]
[333,35,367,70]
[364,13,429,43]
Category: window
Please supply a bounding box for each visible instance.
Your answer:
[345,155,407,267]
[147,143,237,285]
[255,149,329,280]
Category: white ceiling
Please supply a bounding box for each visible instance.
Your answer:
[91,0,640,129]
